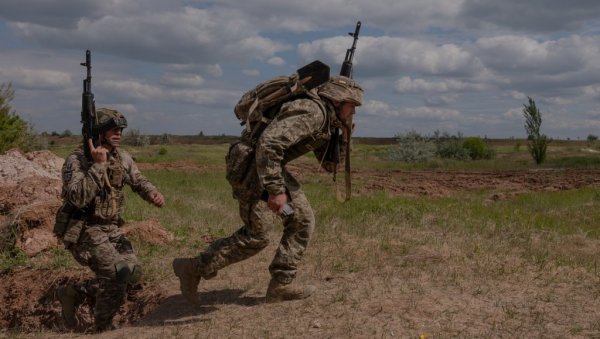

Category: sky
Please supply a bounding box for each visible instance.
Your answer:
[1,0,600,139]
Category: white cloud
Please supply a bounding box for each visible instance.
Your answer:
[0,67,71,90]
[299,36,485,77]
[395,76,486,93]
[161,73,205,88]
[268,57,285,66]
[364,100,461,120]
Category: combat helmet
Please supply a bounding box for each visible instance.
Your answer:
[96,108,128,133]
[317,75,363,106]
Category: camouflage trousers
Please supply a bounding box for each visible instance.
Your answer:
[199,170,315,284]
[68,223,139,328]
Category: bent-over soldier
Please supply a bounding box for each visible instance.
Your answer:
[173,76,363,303]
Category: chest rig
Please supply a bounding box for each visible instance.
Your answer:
[94,150,126,221]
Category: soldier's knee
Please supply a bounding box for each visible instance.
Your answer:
[115,261,143,285]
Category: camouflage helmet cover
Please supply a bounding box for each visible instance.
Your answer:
[96,107,128,133]
[317,75,363,106]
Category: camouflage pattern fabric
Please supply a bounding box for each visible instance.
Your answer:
[200,96,340,284]
[58,146,158,329]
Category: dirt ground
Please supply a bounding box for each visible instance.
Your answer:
[2,154,600,337]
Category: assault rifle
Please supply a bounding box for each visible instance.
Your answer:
[325,21,361,201]
[80,49,98,161]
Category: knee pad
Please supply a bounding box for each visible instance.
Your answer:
[115,261,143,285]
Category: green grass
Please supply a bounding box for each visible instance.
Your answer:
[0,248,31,272]
[39,141,600,281]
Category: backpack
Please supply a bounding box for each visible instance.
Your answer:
[234,60,330,132]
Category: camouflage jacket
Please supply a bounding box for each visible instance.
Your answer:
[61,147,158,222]
[255,95,342,196]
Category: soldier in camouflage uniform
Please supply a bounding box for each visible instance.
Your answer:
[55,108,165,332]
[173,76,363,303]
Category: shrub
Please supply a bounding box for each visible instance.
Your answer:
[432,130,469,160]
[463,137,494,160]
[388,130,435,162]
[122,128,150,146]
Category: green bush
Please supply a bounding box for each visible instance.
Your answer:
[432,131,469,160]
[463,137,494,160]
[158,147,168,155]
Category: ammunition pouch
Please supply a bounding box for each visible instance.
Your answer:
[225,141,255,185]
[53,203,87,245]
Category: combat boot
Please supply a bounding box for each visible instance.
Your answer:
[265,279,316,303]
[57,284,79,328]
[172,258,202,303]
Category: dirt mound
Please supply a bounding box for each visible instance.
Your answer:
[122,219,174,245]
[0,268,166,332]
[0,149,64,255]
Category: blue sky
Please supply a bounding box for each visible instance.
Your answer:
[1,0,600,138]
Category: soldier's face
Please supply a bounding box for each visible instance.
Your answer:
[336,102,355,137]
[102,127,123,148]
[337,102,356,123]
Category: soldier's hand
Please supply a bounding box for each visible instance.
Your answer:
[267,193,287,214]
[150,191,165,207]
[88,138,108,164]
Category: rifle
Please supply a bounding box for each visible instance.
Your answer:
[326,21,361,201]
[80,49,98,161]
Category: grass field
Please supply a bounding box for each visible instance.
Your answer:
[6,139,600,338]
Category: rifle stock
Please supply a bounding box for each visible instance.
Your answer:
[80,49,98,161]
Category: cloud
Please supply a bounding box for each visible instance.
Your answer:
[395,76,486,93]
[161,73,205,88]
[459,0,600,33]
[268,57,285,66]
[7,6,290,64]
[364,100,461,120]
[299,36,485,77]
[0,67,71,90]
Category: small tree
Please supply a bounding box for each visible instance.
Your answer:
[523,97,550,164]
[0,83,29,153]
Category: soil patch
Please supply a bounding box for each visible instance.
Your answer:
[356,168,600,198]
[0,268,166,333]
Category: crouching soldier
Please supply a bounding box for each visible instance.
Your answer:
[54,108,165,332]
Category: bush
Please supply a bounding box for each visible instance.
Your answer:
[122,128,149,146]
[158,147,168,155]
[388,130,435,162]
[463,137,494,160]
[432,130,469,160]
